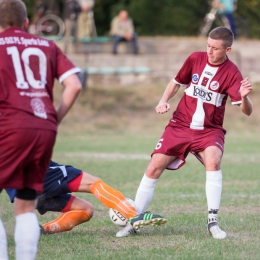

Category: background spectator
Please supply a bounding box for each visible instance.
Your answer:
[110,10,138,55]
[214,0,237,38]
[78,0,96,38]
[63,0,82,54]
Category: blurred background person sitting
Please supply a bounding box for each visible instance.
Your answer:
[63,0,82,54]
[110,10,138,55]
[78,0,97,38]
[214,0,237,38]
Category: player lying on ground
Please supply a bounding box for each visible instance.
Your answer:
[6,160,167,237]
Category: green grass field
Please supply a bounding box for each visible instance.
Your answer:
[1,83,260,259]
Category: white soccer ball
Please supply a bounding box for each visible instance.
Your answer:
[108,198,136,227]
[109,208,128,227]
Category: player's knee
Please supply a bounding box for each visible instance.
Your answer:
[72,197,94,217]
[16,188,37,200]
[146,161,164,179]
[205,159,221,171]
[85,202,94,218]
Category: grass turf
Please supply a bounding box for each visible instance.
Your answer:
[1,82,260,259]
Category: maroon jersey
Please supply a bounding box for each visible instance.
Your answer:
[0,27,80,132]
[173,52,242,132]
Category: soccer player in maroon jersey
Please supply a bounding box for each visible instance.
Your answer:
[0,0,81,259]
[118,26,253,238]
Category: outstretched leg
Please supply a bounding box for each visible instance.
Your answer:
[81,171,167,236]
[90,179,137,219]
[115,154,174,237]
[41,196,93,234]
[134,153,175,213]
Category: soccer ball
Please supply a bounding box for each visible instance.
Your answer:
[108,198,135,227]
[109,208,128,227]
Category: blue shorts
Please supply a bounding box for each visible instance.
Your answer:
[43,160,82,199]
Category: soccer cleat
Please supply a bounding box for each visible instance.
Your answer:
[39,224,46,235]
[207,215,227,239]
[116,222,140,237]
[208,224,227,239]
[129,212,167,230]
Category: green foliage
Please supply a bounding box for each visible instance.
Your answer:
[22,0,33,19]
[236,0,260,38]
[127,0,208,36]
[22,0,260,38]
[93,0,260,38]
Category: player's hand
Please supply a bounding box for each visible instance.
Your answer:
[240,77,252,98]
[155,102,170,114]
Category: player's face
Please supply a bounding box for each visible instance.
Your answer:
[207,38,231,65]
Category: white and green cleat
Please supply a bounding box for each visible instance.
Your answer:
[129,212,167,230]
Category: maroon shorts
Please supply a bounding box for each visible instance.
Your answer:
[152,122,225,170]
[0,129,56,193]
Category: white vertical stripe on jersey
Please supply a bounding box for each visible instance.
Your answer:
[188,64,219,130]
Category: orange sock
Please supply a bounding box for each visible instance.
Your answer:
[90,180,137,219]
[42,210,91,234]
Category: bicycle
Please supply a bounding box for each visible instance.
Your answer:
[199,1,249,39]
[199,1,221,37]
[29,13,65,40]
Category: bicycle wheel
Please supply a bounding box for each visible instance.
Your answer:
[37,14,65,40]
[199,6,218,37]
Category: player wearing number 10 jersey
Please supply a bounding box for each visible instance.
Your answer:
[119,27,253,239]
[0,1,81,259]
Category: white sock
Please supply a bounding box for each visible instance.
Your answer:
[206,170,222,213]
[15,212,40,260]
[134,174,158,213]
[0,218,8,260]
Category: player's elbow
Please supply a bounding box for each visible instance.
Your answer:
[239,101,253,116]
[63,74,83,93]
[74,81,82,94]
[73,77,83,93]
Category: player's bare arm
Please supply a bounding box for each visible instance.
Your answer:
[239,77,253,116]
[156,80,180,114]
[56,74,82,124]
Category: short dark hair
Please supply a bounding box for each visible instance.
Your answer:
[0,0,27,29]
[209,26,234,48]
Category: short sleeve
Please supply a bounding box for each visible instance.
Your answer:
[174,53,196,85]
[227,70,243,105]
[55,46,81,83]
